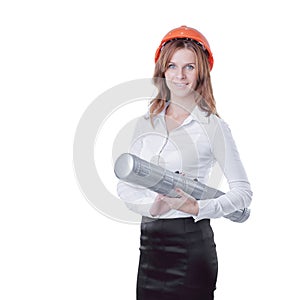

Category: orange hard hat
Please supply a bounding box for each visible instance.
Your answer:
[154,25,214,70]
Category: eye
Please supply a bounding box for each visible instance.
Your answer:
[185,64,195,70]
[167,63,176,69]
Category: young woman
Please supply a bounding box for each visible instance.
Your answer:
[117,25,252,300]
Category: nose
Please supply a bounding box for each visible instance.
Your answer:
[175,68,186,79]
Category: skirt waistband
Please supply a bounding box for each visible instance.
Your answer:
[141,216,211,236]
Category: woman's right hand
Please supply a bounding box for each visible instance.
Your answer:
[150,194,172,217]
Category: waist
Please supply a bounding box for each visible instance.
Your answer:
[141,216,211,236]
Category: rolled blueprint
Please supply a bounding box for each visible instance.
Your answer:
[114,153,250,223]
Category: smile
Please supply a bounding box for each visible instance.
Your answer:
[173,82,188,87]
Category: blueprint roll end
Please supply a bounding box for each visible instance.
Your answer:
[114,153,134,179]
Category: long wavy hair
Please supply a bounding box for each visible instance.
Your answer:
[150,39,219,121]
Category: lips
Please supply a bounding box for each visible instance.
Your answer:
[173,82,188,87]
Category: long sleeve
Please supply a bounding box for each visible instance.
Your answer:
[194,118,253,221]
[116,108,252,221]
[116,117,158,217]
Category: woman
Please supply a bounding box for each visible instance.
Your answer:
[117,25,252,300]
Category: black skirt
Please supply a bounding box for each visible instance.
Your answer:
[137,217,218,300]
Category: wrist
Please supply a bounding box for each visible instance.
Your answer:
[192,200,199,216]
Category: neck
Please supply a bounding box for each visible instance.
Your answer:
[167,97,196,116]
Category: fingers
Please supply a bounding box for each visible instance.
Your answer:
[175,188,189,199]
[155,194,164,200]
[151,194,172,216]
[155,190,198,215]
[157,194,166,201]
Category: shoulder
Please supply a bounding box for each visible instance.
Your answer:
[135,111,151,125]
[192,107,228,129]
[193,110,226,134]
[131,111,154,135]
[206,113,231,133]
[198,113,235,147]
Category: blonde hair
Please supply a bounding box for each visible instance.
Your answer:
[150,39,219,120]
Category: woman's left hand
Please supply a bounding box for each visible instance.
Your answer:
[162,188,199,216]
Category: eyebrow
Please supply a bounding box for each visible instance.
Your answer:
[169,61,196,65]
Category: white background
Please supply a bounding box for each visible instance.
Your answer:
[1,0,299,299]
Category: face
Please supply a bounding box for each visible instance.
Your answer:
[164,48,197,100]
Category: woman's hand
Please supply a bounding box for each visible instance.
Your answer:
[150,194,172,217]
[150,189,199,217]
[162,189,199,216]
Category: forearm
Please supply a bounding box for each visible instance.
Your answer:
[117,181,157,217]
[193,181,252,221]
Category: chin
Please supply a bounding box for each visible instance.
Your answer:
[171,85,196,97]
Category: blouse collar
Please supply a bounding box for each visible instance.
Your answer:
[144,102,210,124]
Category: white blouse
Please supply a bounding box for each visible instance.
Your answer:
[117,104,252,222]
